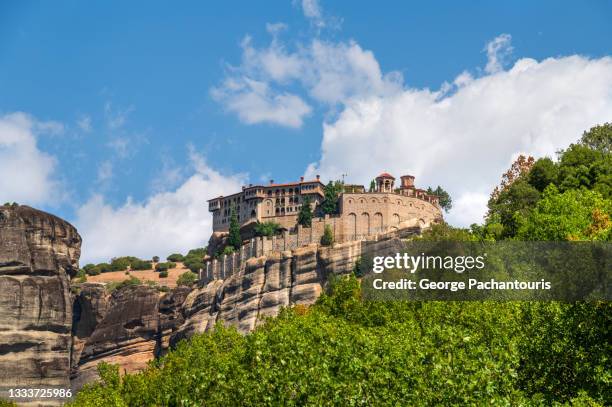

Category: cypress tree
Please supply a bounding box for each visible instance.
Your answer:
[298,197,313,227]
[228,205,241,249]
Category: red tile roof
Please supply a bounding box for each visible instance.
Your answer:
[376,172,395,179]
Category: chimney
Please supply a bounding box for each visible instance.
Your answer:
[400,175,415,188]
[316,174,320,181]
[300,176,304,182]
[270,179,274,184]
[249,183,253,187]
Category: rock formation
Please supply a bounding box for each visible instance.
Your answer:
[172,232,409,341]
[0,205,81,394]
[70,284,190,390]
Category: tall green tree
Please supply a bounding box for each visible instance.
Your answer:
[427,186,453,212]
[227,205,241,250]
[321,180,343,215]
[369,179,376,192]
[298,197,313,227]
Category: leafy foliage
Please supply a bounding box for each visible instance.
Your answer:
[426,185,453,212]
[253,221,281,237]
[177,271,198,286]
[154,262,176,272]
[297,197,313,227]
[183,248,206,273]
[320,224,334,246]
[70,275,610,406]
[228,205,242,250]
[320,180,343,215]
[516,185,611,241]
[485,124,611,239]
[166,253,185,262]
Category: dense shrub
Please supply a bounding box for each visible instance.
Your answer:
[110,256,141,272]
[72,275,609,406]
[177,271,198,286]
[183,248,206,273]
[155,262,176,272]
[253,221,281,237]
[159,271,168,278]
[320,224,334,246]
[130,260,152,271]
[166,253,185,262]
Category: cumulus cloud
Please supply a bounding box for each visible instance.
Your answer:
[75,149,247,263]
[211,77,312,128]
[0,112,64,205]
[306,53,612,226]
[212,32,401,127]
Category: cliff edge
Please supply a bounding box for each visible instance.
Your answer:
[0,205,81,392]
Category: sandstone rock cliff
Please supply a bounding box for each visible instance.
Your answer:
[0,205,81,393]
[172,233,409,341]
[70,284,190,390]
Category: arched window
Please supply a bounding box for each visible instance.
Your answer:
[347,213,357,239]
[360,212,370,235]
[373,212,383,232]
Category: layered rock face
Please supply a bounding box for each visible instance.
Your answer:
[172,233,408,340]
[0,205,81,390]
[70,284,190,390]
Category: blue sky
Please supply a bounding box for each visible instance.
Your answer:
[1,1,611,262]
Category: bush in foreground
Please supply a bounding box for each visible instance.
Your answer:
[69,275,609,406]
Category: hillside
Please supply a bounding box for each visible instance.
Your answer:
[84,262,188,288]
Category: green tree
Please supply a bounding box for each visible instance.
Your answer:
[527,157,558,192]
[369,179,376,192]
[320,180,343,215]
[297,197,313,227]
[320,224,334,246]
[580,122,611,154]
[427,186,452,212]
[516,185,611,241]
[167,253,185,262]
[487,179,540,238]
[253,221,281,237]
[155,262,176,272]
[227,205,242,250]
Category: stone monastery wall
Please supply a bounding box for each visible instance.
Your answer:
[200,190,441,284]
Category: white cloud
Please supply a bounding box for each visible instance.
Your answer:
[212,32,401,127]
[77,115,92,132]
[301,0,324,28]
[0,112,64,205]
[75,149,247,263]
[484,33,513,74]
[305,53,612,226]
[211,77,312,128]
